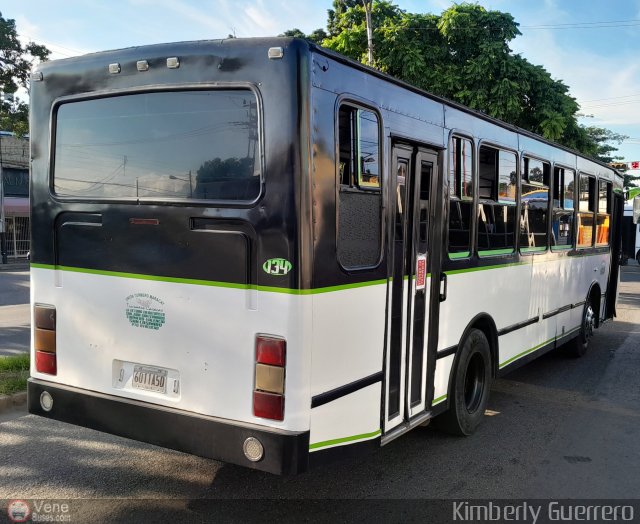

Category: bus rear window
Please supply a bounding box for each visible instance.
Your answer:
[53,90,260,201]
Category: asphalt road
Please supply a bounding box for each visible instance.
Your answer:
[0,270,29,357]
[0,267,638,521]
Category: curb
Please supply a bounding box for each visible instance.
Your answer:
[0,391,27,413]
[0,263,30,272]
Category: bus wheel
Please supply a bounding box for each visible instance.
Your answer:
[565,297,595,358]
[436,329,492,436]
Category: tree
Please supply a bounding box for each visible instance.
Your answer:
[279,28,328,44]
[321,2,626,166]
[0,12,50,136]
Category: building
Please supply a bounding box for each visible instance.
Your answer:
[1,131,30,260]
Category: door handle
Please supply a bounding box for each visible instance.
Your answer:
[439,273,448,302]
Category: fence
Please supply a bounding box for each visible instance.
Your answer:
[4,215,30,259]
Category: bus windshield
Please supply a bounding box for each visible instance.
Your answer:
[53,89,260,201]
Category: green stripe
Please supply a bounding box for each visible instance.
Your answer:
[520,246,547,253]
[30,264,386,295]
[309,429,381,450]
[433,394,447,405]
[478,248,515,256]
[448,251,470,260]
[499,326,581,368]
[551,245,572,251]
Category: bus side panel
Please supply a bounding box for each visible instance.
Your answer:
[309,382,381,452]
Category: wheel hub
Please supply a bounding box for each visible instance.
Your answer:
[584,305,595,340]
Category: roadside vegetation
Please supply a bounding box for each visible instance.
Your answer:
[0,354,29,396]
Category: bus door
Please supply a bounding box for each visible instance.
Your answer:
[384,144,438,433]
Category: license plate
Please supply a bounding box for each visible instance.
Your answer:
[132,365,168,394]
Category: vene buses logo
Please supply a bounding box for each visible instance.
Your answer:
[126,293,166,330]
[6,499,30,523]
[263,258,292,276]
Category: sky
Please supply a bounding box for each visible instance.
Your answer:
[5,0,640,174]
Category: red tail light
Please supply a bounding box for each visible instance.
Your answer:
[253,335,286,420]
[256,336,286,366]
[35,350,57,375]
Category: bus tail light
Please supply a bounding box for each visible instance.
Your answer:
[253,335,286,420]
[34,304,57,375]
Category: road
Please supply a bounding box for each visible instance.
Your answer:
[0,266,638,521]
[0,270,29,356]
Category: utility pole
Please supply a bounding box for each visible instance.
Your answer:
[363,0,374,66]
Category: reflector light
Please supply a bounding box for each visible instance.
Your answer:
[268,47,284,60]
[253,391,284,421]
[34,328,56,353]
[243,437,264,462]
[256,336,286,367]
[35,351,57,375]
[40,391,54,412]
[34,304,56,331]
[255,363,285,394]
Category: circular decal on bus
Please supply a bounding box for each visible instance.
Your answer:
[125,293,166,330]
[262,258,292,276]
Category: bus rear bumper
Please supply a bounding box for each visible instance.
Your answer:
[28,378,310,475]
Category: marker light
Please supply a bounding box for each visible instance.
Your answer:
[136,60,149,72]
[243,437,264,462]
[166,57,180,69]
[268,47,284,60]
[40,391,54,412]
[108,63,121,74]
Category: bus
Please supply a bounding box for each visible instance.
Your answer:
[28,38,624,475]
[621,200,640,265]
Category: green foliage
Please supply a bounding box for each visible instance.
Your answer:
[0,354,29,396]
[321,1,625,165]
[0,11,50,136]
[279,28,328,44]
[0,353,29,372]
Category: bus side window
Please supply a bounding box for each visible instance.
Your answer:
[477,146,516,256]
[596,179,611,246]
[520,157,550,252]
[577,174,596,248]
[551,167,575,249]
[447,136,473,258]
[337,104,382,269]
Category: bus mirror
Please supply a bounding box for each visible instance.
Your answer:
[634,196,640,224]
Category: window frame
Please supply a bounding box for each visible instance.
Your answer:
[519,154,551,254]
[476,142,518,258]
[577,172,596,249]
[595,178,612,247]
[551,164,576,251]
[446,133,476,260]
[50,84,265,207]
[334,97,384,271]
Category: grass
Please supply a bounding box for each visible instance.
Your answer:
[0,354,30,396]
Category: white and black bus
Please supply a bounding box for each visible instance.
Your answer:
[28,38,624,474]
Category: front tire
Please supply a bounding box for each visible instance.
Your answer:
[436,329,492,436]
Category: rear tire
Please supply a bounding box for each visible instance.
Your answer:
[565,295,595,358]
[436,329,492,436]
